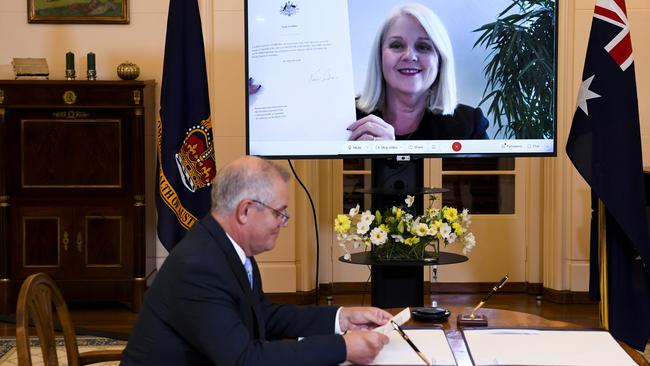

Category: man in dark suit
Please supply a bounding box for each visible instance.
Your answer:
[121,156,391,365]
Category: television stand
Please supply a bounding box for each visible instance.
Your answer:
[339,252,468,308]
[348,158,456,307]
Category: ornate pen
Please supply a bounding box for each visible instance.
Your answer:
[470,274,509,318]
[390,320,432,366]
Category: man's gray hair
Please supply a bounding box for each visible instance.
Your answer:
[211,157,290,213]
[356,3,457,115]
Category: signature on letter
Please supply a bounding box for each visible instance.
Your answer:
[309,68,338,83]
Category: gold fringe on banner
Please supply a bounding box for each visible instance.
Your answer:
[598,199,609,329]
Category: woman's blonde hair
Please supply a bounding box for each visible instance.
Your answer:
[356,3,457,115]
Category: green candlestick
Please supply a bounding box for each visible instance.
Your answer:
[87,52,95,71]
[66,52,74,70]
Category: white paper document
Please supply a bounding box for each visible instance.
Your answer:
[463,328,638,366]
[371,328,456,365]
[247,0,356,147]
[373,307,411,335]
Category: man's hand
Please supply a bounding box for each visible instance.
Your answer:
[343,331,389,365]
[339,307,393,332]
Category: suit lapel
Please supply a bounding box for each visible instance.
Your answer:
[249,257,266,340]
[197,216,266,339]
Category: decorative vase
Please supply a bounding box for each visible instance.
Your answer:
[116,61,140,80]
[372,238,440,262]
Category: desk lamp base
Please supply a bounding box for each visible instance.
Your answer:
[457,313,488,327]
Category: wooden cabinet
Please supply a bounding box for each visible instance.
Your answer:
[0,80,157,313]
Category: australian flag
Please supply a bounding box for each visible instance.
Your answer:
[157,0,216,252]
[566,0,650,350]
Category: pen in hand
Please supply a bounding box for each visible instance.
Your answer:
[471,274,509,318]
[390,320,432,366]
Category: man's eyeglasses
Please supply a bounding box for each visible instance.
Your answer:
[251,200,290,225]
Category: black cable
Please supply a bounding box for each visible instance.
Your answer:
[287,160,320,305]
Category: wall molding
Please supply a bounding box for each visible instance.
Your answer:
[542,287,596,304]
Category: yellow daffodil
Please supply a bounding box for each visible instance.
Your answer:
[443,207,458,222]
[334,214,351,233]
[404,237,420,246]
[452,222,463,235]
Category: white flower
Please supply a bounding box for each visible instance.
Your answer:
[343,252,351,261]
[356,221,370,235]
[369,227,388,245]
[349,204,360,218]
[439,223,451,239]
[462,209,472,225]
[447,233,457,244]
[413,222,428,237]
[351,234,363,248]
[360,211,374,225]
[405,195,415,207]
[391,234,405,243]
[462,233,476,254]
[426,226,437,236]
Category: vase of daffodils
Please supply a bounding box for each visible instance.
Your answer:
[334,195,476,262]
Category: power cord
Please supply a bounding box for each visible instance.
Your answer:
[287,160,320,305]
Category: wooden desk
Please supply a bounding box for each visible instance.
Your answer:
[392,306,649,366]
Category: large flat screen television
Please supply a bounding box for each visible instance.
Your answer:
[245,0,557,159]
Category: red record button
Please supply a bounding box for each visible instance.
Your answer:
[452,141,462,151]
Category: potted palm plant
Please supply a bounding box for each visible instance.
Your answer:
[473,0,555,139]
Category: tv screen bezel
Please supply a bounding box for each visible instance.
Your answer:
[244,0,559,160]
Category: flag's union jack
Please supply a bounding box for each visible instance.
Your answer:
[594,0,633,70]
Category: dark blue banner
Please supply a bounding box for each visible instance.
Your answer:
[566,0,650,350]
[157,0,215,252]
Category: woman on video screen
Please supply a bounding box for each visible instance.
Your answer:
[348,3,489,141]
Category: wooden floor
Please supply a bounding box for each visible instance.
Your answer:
[0,293,599,338]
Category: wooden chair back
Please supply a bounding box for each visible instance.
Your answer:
[15,272,123,366]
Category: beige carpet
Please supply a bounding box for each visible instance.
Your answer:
[0,336,125,365]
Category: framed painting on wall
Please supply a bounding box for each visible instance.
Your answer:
[28,0,129,24]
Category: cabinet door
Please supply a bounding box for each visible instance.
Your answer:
[74,206,133,278]
[10,206,74,279]
[22,119,121,187]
